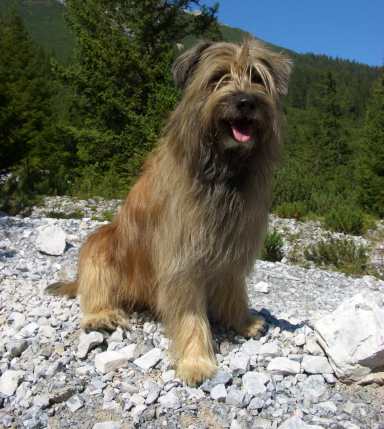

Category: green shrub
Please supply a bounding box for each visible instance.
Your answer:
[324,205,365,235]
[275,201,308,220]
[304,236,369,276]
[261,230,284,262]
[46,210,84,219]
[101,210,115,222]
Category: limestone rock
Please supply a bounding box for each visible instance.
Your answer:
[267,357,300,375]
[301,355,333,375]
[210,383,227,401]
[242,372,270,397]
[278,416,324,429]
[133,348,162,371]
[0,370,24,396]
[93,422,121,429]
[77,331,104,359]
[36,224,66,256]
[95,351,128,374]
[254,281,270,293]
[314,292,384,382]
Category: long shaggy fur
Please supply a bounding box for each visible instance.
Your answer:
[46,40,292,385]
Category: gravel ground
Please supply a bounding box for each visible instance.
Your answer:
[0,199,384,429]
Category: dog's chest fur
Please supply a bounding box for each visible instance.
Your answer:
[152,147,270,281]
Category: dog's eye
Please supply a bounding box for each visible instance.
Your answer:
[251,70,263,85]
[209,72,224,86]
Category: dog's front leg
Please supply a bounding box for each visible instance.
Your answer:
[157,281,217,385]
[210,274,268,339]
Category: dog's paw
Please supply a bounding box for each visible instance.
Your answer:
[236,313,268,339]
[176,357,217,386]
[81,309,129,332]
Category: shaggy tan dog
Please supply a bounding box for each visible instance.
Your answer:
[46,40,291,385]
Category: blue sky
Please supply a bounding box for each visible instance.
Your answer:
[204,0,383,66]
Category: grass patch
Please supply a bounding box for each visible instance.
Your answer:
[323,205,365,235]
[304,236,369,276]
[46,210,84,219]
[275,201,308,221]
[261,230,284,262]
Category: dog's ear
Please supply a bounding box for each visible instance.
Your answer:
[172,41,213,89]
[270,53,293,96]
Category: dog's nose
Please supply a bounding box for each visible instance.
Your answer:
[236,96,256,114]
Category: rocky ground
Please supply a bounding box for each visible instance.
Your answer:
[0,197,383,429]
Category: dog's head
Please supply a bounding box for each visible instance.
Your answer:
[172,40,292,153]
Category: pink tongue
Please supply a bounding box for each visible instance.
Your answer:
[231,125,252,143]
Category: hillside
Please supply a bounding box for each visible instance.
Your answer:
[0,0,74,62]
[1,0,383,221]
[1,0,380,117]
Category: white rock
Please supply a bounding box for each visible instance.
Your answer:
[95,351,128,374]
[0,370,24,396]
[242,372,270,397]
[34,393,50,410]
[302,355,333,375]
[229,352,250,375]
[357,371,384,386]
[210,384,227,401]
[36,224,66,256]
[118,344,137,361]
[254,281,270,293]
[230,420,242,429]
[294,333,306,347]
[130,393,145,406]
[314,291,384,381]
[131,404,147,418]
[134,348,162,371]
[259,342,280,357]
[267,357,300,375]
[93,422,121,429]
[278,416,324,429]
[109,328,124,343]
[304,337,324,356]
[8,312,26,331]
[77,331,104,359]
[159,390,181,409]
[39,325,55,338]
[240,339,261,356]
[301,375,328,403]
[66,395,84,412]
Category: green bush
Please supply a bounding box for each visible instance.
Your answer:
[324,205,365,235]
[304,236,369,276]
[46,210,84,219]
[261,230,284,262]
[275,201,308,220]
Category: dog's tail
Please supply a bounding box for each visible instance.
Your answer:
[45,281,78,298]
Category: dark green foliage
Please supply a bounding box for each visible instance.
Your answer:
[0,0,382,225]
[304,236,369,276]
[46,210,84,219]
[275,202,308,220]
[0,14,53,170]
[261,230,284,262]
[324,205,365,235]
[0,0,75,62]
[357,72,384,217]
[60,0,219,196]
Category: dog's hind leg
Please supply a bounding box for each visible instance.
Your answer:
[77,225,129,332]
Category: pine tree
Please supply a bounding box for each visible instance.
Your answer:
[358,72,384,216]
[0,13,54,170]
[62,0,219,196]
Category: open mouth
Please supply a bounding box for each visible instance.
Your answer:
[229,120,254,144]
